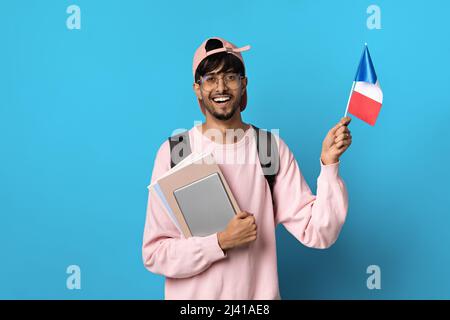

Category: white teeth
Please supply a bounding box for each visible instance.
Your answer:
[213,96,231,102]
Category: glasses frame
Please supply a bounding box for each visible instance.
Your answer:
[197,72,245,92]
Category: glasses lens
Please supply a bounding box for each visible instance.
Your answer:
[202,75,217,91]
[224,74,240,89]
[201,73,241,91]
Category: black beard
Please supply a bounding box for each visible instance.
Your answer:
[210,106,237,120]
[203,99,240,121]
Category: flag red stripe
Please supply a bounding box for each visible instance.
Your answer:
[348,91,382,126]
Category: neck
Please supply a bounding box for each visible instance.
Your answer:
[201,111,250,144]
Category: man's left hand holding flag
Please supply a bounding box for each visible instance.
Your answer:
[321,116,352,165]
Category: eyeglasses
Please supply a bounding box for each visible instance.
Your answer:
[198,73,244,92]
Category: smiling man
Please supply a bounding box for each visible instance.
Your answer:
[142,37,352,300]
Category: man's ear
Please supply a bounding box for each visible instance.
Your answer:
[240,77,248,96]
[193,83,202,100]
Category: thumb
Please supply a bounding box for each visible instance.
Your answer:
[340,116,352,126]
[236,211,250,219]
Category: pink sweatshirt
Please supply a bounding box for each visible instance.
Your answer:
[142,124,348,299]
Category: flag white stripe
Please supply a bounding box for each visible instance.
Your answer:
[353,81,383,103]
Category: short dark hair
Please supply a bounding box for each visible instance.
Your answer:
[195,39,245,83]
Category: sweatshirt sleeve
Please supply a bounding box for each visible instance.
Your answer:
[272,138,349,249]
[142,141,227,279]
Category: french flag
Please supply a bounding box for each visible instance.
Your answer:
[346,44,383,126]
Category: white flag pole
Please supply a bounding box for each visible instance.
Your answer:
[343,81,356,117]
[344,43,368,117]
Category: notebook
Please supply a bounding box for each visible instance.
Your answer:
[173,172,236,237]
[148,152,240,238]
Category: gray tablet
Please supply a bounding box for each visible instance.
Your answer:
[173,173,236,237]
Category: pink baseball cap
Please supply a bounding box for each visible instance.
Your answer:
[192,37,251,114]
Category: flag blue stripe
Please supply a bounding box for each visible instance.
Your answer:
[354,45,377,84]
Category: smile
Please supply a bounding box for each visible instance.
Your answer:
[212,95,231,103]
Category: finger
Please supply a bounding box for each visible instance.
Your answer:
[331,117,352,135]
[337,143,351,152]
[242,230,257,240]
[341,137,352,148]
[335,126,349,137]
[334,134,345,144]
[331,122,344,135]
[247,216,256,226]
[245,230,257,237]
[334,132,351,144]
[335,138,352,149]
[242,235,257,243]
[335,139,350,149]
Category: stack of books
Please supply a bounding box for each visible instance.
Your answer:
[147,152,240,238]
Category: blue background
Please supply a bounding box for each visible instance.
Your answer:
[1,0,449,299]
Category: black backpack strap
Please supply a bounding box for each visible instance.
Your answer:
[251,125,280,197]
[168,130,192,168]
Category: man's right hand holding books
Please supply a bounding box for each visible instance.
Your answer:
[217,211,257,251]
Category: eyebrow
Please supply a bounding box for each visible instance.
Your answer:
[205,69,235,76]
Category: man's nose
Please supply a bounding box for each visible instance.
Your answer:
[215,78,228,92]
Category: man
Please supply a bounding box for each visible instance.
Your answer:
[142,37,352,299]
